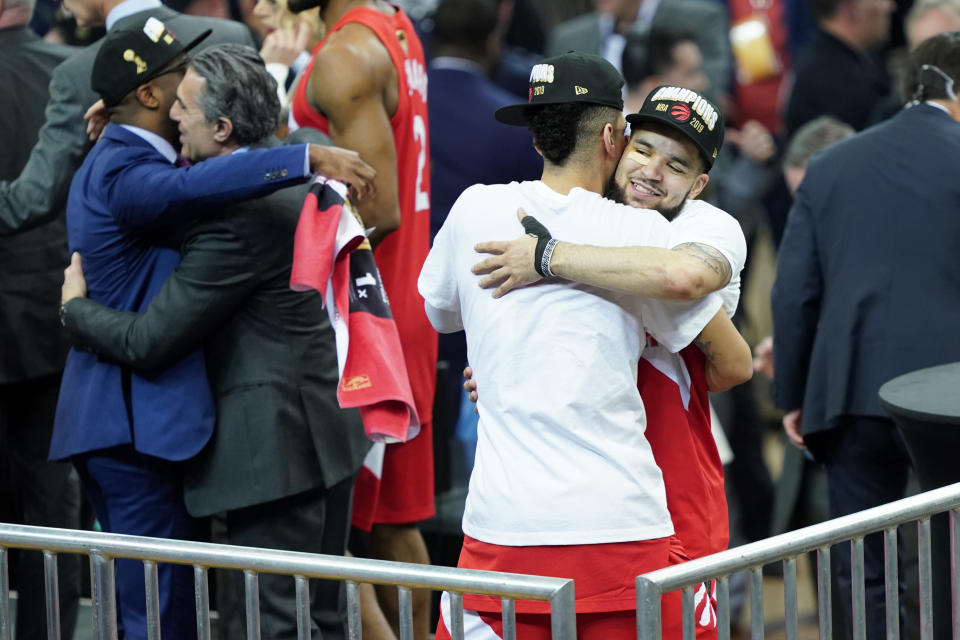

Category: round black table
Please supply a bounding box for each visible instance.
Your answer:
[879,362,960,491]
[879,362,960,640]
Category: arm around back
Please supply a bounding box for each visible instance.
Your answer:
[104,141,310,229]
[62,218,258,372]
[549,240,732,300]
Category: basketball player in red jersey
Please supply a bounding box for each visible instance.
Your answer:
[287,1,436,638]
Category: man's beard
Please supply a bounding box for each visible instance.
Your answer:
[657,193,689,222]
[603,172,627,204]
[603,173,691,221]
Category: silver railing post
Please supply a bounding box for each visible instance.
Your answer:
[748,567,762,640]
[144,560,161,640]
[918,518,933,640]
[883,527,899,640]
[397,586,413,640]
[89,552,118,640]
[817,547,833,640]
[295,575,310,640]
[42,550,61,640]
[194,565,212,640]
[636,576,662,640]
[501,597,517,640]
[448,592,464,640]
[345,580,361,640]
[951,509,960,640]
[852,537,866,640]
[716,575,731,640]
[547,579,576,640]
[1,547,11,640]
[783,556,798,640]
[244,569,261,640]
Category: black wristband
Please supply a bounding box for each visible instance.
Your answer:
[533,235,551,277]
[521,214,553,277]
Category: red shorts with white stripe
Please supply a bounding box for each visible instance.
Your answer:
[351,420,435,531]
[434,535,718,640]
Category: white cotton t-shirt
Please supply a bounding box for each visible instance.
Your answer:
[418,181,722,546]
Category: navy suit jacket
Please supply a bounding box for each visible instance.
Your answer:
[772,104,960,438]
[427,61,542,237]
[50,124,309,462]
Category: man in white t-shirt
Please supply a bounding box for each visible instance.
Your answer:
[419,53,733,640]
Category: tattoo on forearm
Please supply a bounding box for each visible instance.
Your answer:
[675,242,732,287]
[695,335,716,361]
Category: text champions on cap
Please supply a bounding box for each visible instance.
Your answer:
[650,86,719,132]
[529,64,555,83]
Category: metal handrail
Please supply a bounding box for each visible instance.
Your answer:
[0,523,576,640]
[636,482,960,640]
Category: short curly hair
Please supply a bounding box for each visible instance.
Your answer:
[528,103,622,166]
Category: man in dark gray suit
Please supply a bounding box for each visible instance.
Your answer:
[545,0,732,100]
[0,0,254,233]
[59,45,370,640]
[0,0,81,636]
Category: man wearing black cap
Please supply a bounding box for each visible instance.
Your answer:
[49,20,374,639]
[420,52,736,640]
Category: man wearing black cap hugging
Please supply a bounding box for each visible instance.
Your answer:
[419,51,744,640]
[49,19,373,639]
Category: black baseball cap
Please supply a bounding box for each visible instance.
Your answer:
[92,16,211,107]
[626,85,725,171]
[495,51,624,126]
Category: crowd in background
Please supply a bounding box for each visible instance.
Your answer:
[4,0,960,638]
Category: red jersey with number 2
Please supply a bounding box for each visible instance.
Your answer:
[291,6,437,422]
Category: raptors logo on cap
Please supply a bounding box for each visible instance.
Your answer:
[670,103,691,122]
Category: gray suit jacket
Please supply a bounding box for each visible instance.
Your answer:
[0,6,254,235]
[63,142,370,517]
[0,26,76,383]
[546,0,732,96]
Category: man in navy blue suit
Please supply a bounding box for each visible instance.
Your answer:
[772,32,960,640]
[427,0,542,240]
[50,21,374,639]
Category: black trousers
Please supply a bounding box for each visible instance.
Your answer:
[0,374,81,640]
[814,416,912,640]
[216,477,355,640]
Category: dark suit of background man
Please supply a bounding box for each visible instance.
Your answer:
[0,0,254,234]
[60,45,371,640]
[783,0,893,137]
[0,1,81,637]
[772,32,960,640]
